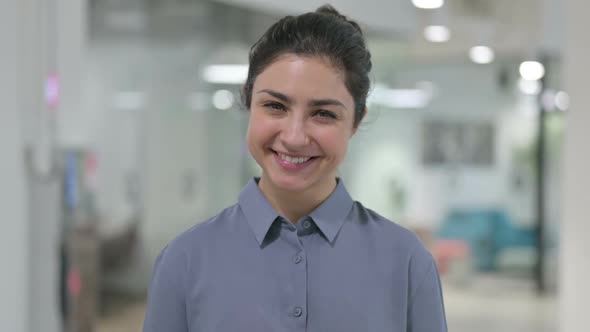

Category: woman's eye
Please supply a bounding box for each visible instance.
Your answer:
[263,102,286,111]
[315,110,337,119]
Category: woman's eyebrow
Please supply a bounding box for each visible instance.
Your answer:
[308,99,346,109]
[256,89,292,104]
[256,89,346,109]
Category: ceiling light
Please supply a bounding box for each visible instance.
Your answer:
[424,25,450,43]
[212,90,234,110]
[518,78,541,95]
[368,84,432,109]
[203,65,248,84]
[469,46,495,64]
[412,0,444,9]
[519,61,545,81]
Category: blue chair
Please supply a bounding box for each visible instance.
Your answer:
[437,209,537,271]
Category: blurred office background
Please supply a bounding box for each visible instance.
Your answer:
[1,0,588,331]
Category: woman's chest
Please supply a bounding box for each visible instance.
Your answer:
[185,241,409,331]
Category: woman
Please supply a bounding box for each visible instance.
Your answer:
[144,5,447,332]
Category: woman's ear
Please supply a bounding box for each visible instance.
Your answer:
[351,107,367,136]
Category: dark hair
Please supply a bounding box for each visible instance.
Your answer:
[242,4,372,127]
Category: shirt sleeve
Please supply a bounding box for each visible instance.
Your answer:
[407,249,448,332]
[143,245,188,332]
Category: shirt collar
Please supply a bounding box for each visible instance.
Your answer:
[238,178,280,246]
[238,177,354,245]
[309,178,354,243]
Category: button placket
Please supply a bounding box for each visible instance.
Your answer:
[288,245,307,326]
[284,219,308,326]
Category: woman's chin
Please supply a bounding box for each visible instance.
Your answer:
[262,172,313,193]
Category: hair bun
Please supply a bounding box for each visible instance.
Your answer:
[315,4,363,34]
[315,4,346,19]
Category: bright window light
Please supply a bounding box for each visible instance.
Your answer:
[203,65,248,84]
[519,61,545,81]
[424,25,450,43]
[412,0,444,9]
[469,46,495,64]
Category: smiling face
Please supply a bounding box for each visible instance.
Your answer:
[246,54,360,195]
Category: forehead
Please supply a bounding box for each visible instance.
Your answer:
[252,54,353,105]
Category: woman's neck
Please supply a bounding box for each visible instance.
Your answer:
[258,175,337,224]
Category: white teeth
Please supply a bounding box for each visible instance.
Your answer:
[278,153,311,164]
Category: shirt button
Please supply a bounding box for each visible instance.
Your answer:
[303,220,312,229]
[293,307,303,317]
[293,255,302,264]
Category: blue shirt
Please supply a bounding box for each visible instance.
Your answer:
[143,177,447,331]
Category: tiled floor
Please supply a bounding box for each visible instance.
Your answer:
[444,274,557,332]
[97,301,145,332]
[98,274,557,332]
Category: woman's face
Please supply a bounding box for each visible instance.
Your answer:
[247,54,358,194]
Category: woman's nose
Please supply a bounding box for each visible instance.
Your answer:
[280,116,310,149]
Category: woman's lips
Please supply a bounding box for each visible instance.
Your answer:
[271,149,318,171]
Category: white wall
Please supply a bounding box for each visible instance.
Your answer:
[141,108,210,273]
[559,0,590,330]
[0,1,30,330]
[85,43,149,226]
[56,0,87,147]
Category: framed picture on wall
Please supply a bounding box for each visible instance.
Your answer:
[422,120,495,167]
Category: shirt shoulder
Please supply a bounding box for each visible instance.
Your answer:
[351,201,438,289]
[163,203,243,255]
[350,201,432,259]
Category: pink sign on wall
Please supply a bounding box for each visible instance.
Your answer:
[45,73,59,109]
